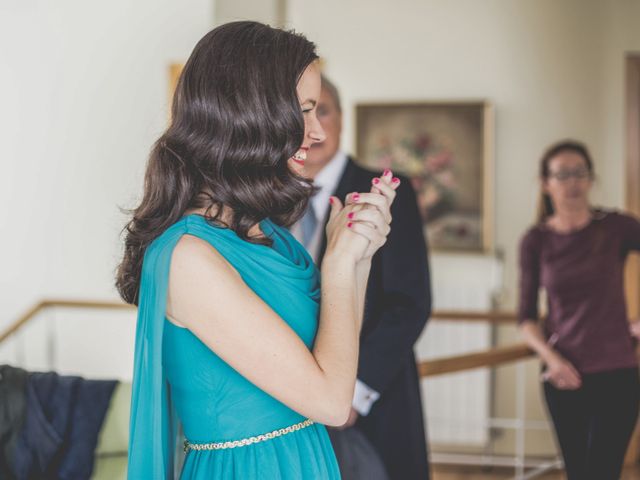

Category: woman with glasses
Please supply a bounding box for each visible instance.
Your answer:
[518,140,640,480]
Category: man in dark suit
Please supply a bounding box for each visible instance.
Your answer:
[291,76,432,480]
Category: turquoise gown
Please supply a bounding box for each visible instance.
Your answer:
[127,214,341,479]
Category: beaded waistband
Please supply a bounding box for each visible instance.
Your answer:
[183,418,314,452]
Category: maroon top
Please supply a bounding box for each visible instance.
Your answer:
[518,210,640,374]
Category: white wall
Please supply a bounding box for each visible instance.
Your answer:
[215,0,283,26]
[0,0,214,330]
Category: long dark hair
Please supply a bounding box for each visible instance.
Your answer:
[116,21,318,305]
[536,139,595,224]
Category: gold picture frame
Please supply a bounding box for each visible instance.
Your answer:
[168,63,183,118]
[355,101,494,252]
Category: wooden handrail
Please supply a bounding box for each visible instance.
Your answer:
[0,299,134,344]
[431,310,518,323]
[418,343,534,377]
[1,299,533,377]
[2,299,517,343]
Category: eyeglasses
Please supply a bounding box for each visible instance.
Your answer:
[547,168,592,182]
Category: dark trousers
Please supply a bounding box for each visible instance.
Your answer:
[543,366,640,480]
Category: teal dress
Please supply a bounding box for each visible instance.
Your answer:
[127,214,341,479]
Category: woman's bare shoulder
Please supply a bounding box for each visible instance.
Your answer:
[167,234,242,327]
[172,234,238,277]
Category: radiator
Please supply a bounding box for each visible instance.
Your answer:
[414,253,503,446]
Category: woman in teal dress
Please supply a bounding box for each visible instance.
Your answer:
[115,21,399,479]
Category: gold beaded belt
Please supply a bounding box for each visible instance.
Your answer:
[183,419,314,452]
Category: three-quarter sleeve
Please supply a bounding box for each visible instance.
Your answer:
[618,212,640,253]
[518,229,542,324]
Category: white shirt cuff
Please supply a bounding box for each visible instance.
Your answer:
[352,379,380,416]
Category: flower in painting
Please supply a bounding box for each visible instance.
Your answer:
[373,132,457,223]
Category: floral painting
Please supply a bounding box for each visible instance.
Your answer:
[356,102,493,252]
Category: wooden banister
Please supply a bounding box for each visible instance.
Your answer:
[0,299,134,344]
[418,343,534,377]
[1,299,532,377]
[431,310,518,323]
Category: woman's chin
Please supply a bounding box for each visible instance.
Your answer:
[289,159,306,176]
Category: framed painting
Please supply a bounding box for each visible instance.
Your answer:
[356,101,494,252]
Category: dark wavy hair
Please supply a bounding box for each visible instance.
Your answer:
[116,21,319,305]
[536,139,594,224]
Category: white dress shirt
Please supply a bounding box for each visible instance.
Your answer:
[291,151,380,416]
[291,151,348,262]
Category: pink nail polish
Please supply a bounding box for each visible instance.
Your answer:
[329,197,334,204]
[383,169,391,177]
[353,193,360,201]
[347,212,354,219]
[392,177,400,183]
[372,178,380,185]
[347,222,353,228]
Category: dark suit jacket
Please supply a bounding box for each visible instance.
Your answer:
[319,158,432,480]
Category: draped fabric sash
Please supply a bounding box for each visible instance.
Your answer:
[127,215,319,479]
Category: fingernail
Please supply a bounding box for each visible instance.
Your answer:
[392,177,400,183]
[353,193,360,201]
[347,212,354,219]
[383,169,391,177]
[347,222,353,228]
[329,196,334,205]
[372,178,380,185]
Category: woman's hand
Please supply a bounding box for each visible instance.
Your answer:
[324,169,399,263]
[343,169,400,260]
[629,319,640,339]
[542,354,582,390]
